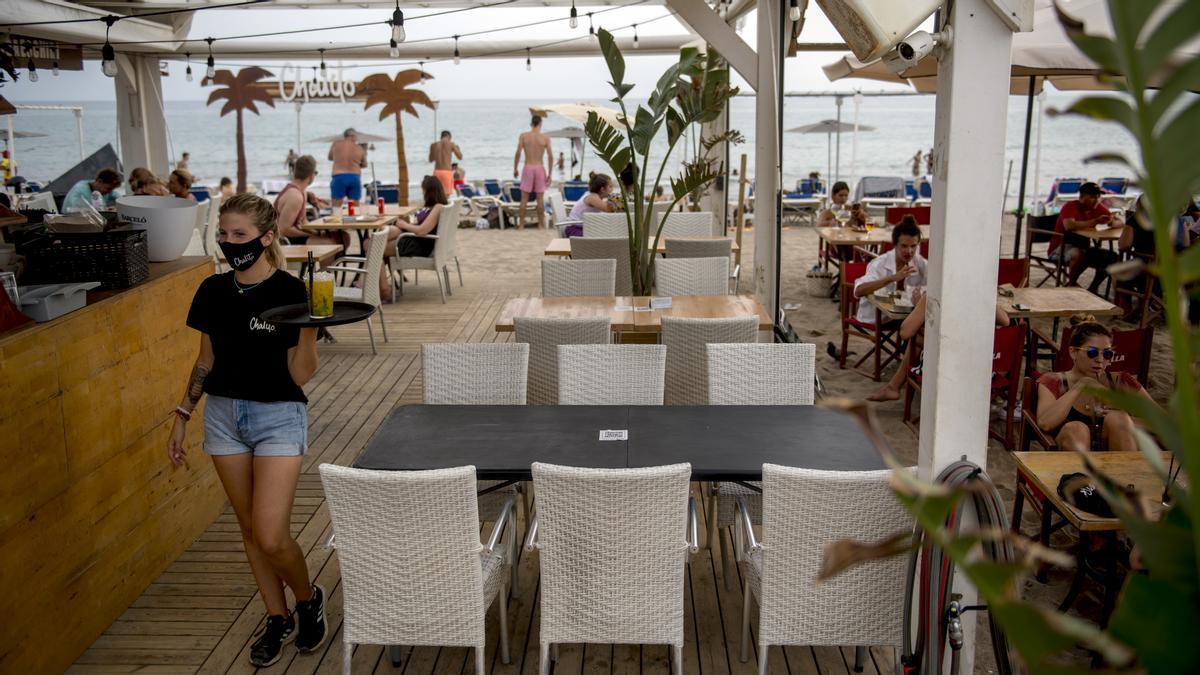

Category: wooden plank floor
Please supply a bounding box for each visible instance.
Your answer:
[67,233,891,674]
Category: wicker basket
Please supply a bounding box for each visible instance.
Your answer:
[23,228,150,290]
[805,269,835,297]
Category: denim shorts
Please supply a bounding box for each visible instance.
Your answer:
[203,395,308,457]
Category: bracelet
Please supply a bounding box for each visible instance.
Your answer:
[174,406,193,422]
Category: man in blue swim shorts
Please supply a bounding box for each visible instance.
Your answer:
[327,128,366,211]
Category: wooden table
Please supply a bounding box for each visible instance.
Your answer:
[543,236,740,257]
[1011,450,1176,620]
[302,213,401,252]
[221,244,343,268]
[865,292,917,322]
[494,294,772,333]
[1074,225,1123,243]
[816,225,932,248]
[999,286,1121,319]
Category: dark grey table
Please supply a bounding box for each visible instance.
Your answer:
[354,405,885,480]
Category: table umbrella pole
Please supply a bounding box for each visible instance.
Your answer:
[826,131,831,188]
[1012,75,1036,258]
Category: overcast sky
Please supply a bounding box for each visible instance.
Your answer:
[4,5,914,103]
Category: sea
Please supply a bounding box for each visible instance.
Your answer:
[7,93,1138,202]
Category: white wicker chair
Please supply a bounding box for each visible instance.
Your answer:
[205,194,223,269]
[541,258,616,297]
[327,227,390,354]
[654,257,730,297]
[514,317,611,405]
[582,212,629,237]
[660,211,714,238]
[663,237,732,259]
[525,462,699,675]
[556,344,666,405]
[395,198,463,303]
[704,342,817,588]
[661,316,758,406]
[319,464,515,675]
[737,465,911,674]
[421,342,531,592]
[570,237,632,296]
[547,190,580,238]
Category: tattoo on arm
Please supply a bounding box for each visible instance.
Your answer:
[184,362,210,410]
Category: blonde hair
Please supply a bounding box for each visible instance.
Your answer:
[170,168,195,190]
[219,193,285,270]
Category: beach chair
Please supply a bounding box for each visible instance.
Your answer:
[458,183,504,229]
[375,184,400,204]
[547,190,580,237]
[997,257,1029,287]
[904,180,919,202]
[483,179,503,197]
[1024,213,1066,286]
[1100,177,1128,195]
[562,180,588,202]
[1049,177,1086,206]
[918,180,932,200]
[853,176,907,203]
[190,187,211,203]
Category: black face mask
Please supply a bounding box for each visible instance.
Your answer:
[219,236,266,271]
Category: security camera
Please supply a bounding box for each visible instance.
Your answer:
[881,28,951,75]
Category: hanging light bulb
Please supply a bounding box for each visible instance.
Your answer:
[788,0,802,22]
[101,17,118,78]
[453,35,460,65]
[418,60,425,84]
[525,48,531,72]
[569,1,578,29]
[27,58,38,83]
[311,66,318,84]
[587,12,594,39]
[319,48,326,72]
[184,52,192,82]
[205,37,216,79]
[52,60,59,77]
[389,38,399,58]
[633,24,639,49]
[391,0,405,43]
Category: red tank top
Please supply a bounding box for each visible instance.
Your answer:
[273,183,306,231]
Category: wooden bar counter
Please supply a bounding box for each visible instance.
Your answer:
[0,256,224,674]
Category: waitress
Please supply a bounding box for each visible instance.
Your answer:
[166,193,326,667]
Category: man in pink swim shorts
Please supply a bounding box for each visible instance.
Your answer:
[513,115,553,229]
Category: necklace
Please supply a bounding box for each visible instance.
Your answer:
[233,275,267,294]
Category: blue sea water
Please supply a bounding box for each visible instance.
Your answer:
[7,93,1137,201]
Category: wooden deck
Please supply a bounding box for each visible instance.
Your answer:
[67,235,897,675]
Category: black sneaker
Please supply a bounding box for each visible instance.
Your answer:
[249,613,295,667]
[294,584,327,653]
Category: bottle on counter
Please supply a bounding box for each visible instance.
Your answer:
[91,190,105,211]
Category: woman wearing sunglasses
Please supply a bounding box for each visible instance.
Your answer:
[1036,322,1148,452]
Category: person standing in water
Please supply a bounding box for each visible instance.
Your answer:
[429,130,463,196]
[513,115,553,229]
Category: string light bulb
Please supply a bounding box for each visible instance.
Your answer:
[453,35,460,65]
[319,48,326,72]
[52,60,59,77]
[525,48,531,72]
[184,52,192,82]
[101,16,118,78]
[27,58,37,83]
[391,0,406,43]
[587,12,594,39]
[205,37,215,79]
[569,1,578,29]
[418,60,425,83]
[311,66,318,84]
[633,24,639,48]
[789,0,801,21]
[389,39,398,58]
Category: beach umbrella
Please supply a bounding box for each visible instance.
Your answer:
[530,103,623,128]
[788,119,874,187]
[545,127,586,176]
[544,126,585,139]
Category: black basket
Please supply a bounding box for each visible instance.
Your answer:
[23,228,150,290]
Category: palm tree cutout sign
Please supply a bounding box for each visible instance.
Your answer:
[359,69,435,205]
[205,67,275,194]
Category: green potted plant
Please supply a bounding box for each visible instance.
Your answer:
[583,28,741,295]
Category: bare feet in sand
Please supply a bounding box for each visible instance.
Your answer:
[866,385,901,402]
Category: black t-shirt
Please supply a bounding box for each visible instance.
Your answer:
[186,269,308,404]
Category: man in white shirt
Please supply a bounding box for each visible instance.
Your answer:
[852,219,928,325]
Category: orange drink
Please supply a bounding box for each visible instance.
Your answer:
[306,272,335,318]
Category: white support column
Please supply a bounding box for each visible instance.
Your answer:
[920,1,1015,671]
[753,0,781,320]
[114,53,169,177]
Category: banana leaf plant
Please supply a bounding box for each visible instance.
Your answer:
[584,28,740,295]
[821,1,1200,672]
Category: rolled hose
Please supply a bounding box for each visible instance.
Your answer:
[901,460,1015,675]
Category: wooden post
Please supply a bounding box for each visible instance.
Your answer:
[735,153,748,272]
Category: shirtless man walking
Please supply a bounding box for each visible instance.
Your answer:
[513,115,553,229]
[429,130,463,196]
[328,128,366,211]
